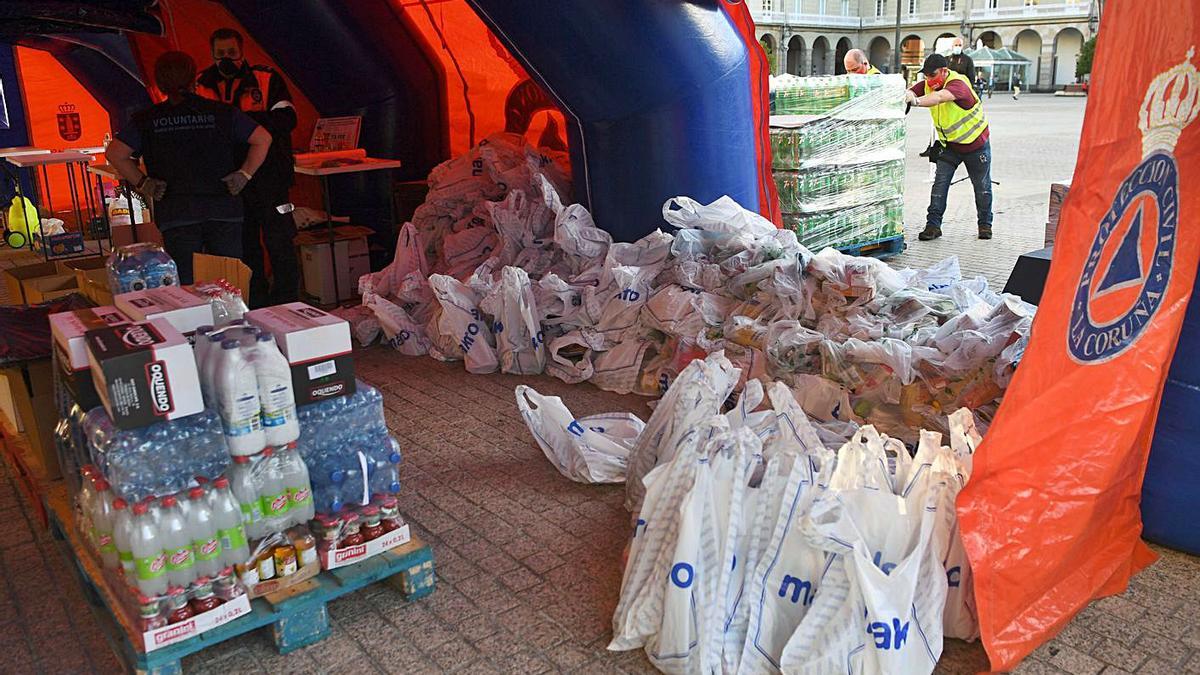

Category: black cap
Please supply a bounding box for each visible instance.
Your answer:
[921,53,948,76]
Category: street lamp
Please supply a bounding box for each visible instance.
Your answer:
[893,0,901,73]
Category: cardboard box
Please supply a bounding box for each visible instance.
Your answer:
[245,558,320,599]
[55,256,107,276]
[0,359,61,479]
[193,253,251,301]
[86,319,204,429]
[319,523,411,570]
[141,592,251,652]
[116,286,214,337]
[246,302,355,404]
[296,226,372,305]
[76,267,113,306]
[3,262,58,304]
[23,273,80,304]
[50,306,132,410]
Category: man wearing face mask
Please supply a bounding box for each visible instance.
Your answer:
[905,53,992,241]
[946,37,975,78]
[196,27,298,307]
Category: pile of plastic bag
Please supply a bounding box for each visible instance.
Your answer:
[356,133,1033,443]
[609,351,981,675]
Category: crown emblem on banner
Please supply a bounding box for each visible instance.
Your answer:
[58,102,76,114]
[1139,47,1199,157]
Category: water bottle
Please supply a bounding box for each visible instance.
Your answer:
[130,501,168,597]
[278,443,314,526]
[78,465,98,543]
[200,331,226,407]
[229,455,264,540]
[186,487,223,579]
[210,477,250,568]
[91,479,119,569]
[258,449,290,533]
[158,495,196,588]
[252,334,300,447]
[111,497,135,575]
[370,439,402,495]
[217,339,265,456]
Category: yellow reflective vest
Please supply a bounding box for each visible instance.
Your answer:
[924,70,988,146]
[866,65,881,74]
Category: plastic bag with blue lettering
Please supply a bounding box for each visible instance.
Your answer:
[427,274,498,374]
[514,385,644,484]
[545,331,600,384]
[365,292,432,357]
[781,433,949,675]
[480,266,546,375]
[942,408,981,640]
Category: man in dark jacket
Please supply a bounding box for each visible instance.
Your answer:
[196,28,298,306]
[947,37,975,78]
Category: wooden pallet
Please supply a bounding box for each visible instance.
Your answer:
[837,234,906,260]
[43,482,435,675]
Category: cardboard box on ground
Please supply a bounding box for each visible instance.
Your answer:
[296,226,372,306]
[0,359,61,479]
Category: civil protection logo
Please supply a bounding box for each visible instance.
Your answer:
[1069,49,1198,363]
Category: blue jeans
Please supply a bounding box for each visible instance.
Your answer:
[927,139,993,229]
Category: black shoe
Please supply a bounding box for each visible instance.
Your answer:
[978,225,993,239]
[918,226,942,241]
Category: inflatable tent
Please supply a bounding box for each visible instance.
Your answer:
[2,0,1198,671]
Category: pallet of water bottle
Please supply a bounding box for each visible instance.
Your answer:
[836,233,906,260]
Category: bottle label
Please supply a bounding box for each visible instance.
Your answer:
[167,545,195,572]
[261,384,294,428]
[240,500,264,524]
[119,549,133,563]
[223,393,262,436]
[194,537,222,562]
[219,525,248,553]
[96,531,116,554]
[263,491,290,517]
[288,486,312,512]
[135,552,167,581]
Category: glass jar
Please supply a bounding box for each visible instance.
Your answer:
[274,545,298,577]
[340,513,363,548]
[315,515,340,552]
[165,586,194,624]
[214,568,245,602]
[379,497,403,533]
[137,595,167,631]
[189,577,222,614]
[292,532,318,568]
[256,550,276,581]
[360,506,383,541]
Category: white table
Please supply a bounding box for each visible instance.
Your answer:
[0,146,50,159]
[5,152,106,260]
[293,157,402,303]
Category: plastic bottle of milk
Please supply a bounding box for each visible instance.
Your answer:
[159,495,196,588]
[111,497,135,575]
[186,487,223,578]
[129,502,168,597]
[216,339,265,455]
[200,331,227,408]
[210,477,250,567]
[251,333,300,446]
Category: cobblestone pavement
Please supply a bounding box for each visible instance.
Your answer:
[2,94,1196,674]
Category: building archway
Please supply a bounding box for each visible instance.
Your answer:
[760,33,777,73]
[977,30,1001,49]
[901,34,925,73]
[786,35,806,75]
[834,37,853,75]
[812,36,830,75]
[934,32,958,54]
[1054,26,1085,87]
[868,36,891,72]
[1014,28,1043,89]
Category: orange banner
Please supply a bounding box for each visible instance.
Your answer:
[958,4,1199,670]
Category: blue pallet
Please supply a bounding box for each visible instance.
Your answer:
[836,234,907,259]
[44,482,435,675]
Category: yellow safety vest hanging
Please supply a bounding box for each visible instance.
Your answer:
[925,70,988,146]
[866,65,881,74]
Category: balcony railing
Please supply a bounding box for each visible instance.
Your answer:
[860,10,960,27]
[969,2,1090,21]
[750,9,863,28]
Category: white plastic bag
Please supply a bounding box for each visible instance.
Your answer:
[662,195,776,236]
[366,293,433,356]
[515,386,643,484]
[480,266,546,374]
[545,332,597,384]
[427,274,499,373]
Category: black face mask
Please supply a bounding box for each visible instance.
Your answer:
[216,57,241,78]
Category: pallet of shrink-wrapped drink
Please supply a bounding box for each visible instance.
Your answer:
[769,73,907,252]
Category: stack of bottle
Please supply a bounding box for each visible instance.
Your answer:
[225,443,315,541]
[295,381,402,514]
[192,280,249,326]
[768,73,907,251]
[77,466,250,629]
[106,242,178,293]
[83,407,230,502]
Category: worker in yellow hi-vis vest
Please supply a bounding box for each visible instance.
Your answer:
[843,49,881,75]
[905,53,993,241]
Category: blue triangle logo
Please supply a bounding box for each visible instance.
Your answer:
[1097,207,1145,293]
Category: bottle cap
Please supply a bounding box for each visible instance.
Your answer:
[229,318,246,325]
[219,566,234,577]
[132,502,148,515]
[221,339,239,350]
[261,447,273,458]
[195,476,209,485]
[112,498,128,510]
[341,512,359,524]
[193,576,210,585]
[213,477,230,488]
[208,332,224,343]
[232,455,250,464]
[82,465,96,476]
[197,325,214,335]
[329,469,345,483]
[359,505,379,516]
[167,586,185,597]
[188,487,205,500]
[161,495,177,507]
[256,333,272,343]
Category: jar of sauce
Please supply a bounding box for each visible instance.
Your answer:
[189,577,222,614]
[165,586,194,624]
[340,513,363,548]
[292,532,317,568]
[379,497,403,533]
[214,568,245,602]
[138,595,167,631]
[315,515,340,552]
[360,506,383,541]
[274,545,298,577]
